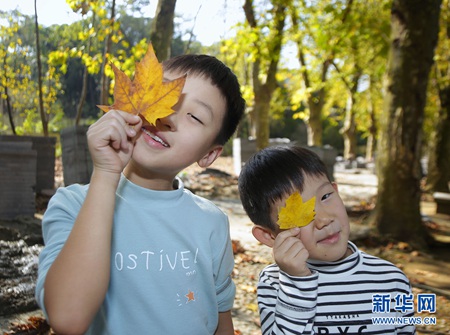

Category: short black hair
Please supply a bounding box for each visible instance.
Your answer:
[238,145,331,230]
[163,54,246,145]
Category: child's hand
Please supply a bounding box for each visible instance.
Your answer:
[87,110,142,175]
[273,228,312,277]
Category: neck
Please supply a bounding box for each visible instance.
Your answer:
[123,164,178,190]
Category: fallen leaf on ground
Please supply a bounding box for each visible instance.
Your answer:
[5,316,53,335]
[246,303,259,312]
[232,240,246,254]
[240,284,257,294]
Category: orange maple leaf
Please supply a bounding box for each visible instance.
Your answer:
[98,44,186,125]
[277,192,316,229]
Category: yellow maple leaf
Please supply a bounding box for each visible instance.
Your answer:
[98,44,186,125]
[277,192,316,229]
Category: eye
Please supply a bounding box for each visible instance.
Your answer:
[187,113,203,124]
[321,192,333,201]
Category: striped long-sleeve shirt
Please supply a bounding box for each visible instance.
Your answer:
[257,241,416,335]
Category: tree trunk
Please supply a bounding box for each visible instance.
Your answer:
[365,76,378,162]
[373,0,441,246]
[150,0,176,61]
[254,86,272,150]
[427,85,450,192]
[341,95,357,160]
[34,0,48,136]
[300,56,329,147]
[75,12,96,125]
[426,9,450,193]
[99,0,116,106]
[4,93,16,135]
[306,87,326,146]
[339,70,361,161]
[243,0,287,150]
[2,53,16,135]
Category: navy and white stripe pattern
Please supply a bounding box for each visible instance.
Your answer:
[257,242,416,334]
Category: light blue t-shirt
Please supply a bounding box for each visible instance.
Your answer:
[36,175,236,334]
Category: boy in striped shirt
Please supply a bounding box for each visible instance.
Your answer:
[238,145,416,334]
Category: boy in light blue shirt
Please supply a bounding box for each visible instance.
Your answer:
[36,53,245,335]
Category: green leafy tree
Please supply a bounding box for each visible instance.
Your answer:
[242,0,288,150]
[49,1,155,124]
[331,1,390,160]
[289,0,354,146]
[0,11,25,134]
[0,10,62,135]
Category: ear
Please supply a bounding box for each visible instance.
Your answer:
[252,225,276,248]
[331,182,339,192]
[197,145,223,168]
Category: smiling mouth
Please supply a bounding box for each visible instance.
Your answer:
[318,232,340,244]
[142,128,169,147]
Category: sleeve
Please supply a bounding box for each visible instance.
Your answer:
[257,266,319,335]
[35,185,86,318]
[212,215,236,312]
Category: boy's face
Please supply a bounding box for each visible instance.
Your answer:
[269,174,351,262]
[129,71,226,179]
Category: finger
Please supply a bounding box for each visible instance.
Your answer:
[112,111,142,146]
[273,238,310,277]
[111,122,131,150]
[274,228,305,255]
[119,111,142,126]
[104,110,140,128]
[93,118,129,151]
[274,228,301,246]
[126,116,143,138]
[286,241,308,259]
[103,111,139,149]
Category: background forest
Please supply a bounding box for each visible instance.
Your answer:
[1,0,450,247]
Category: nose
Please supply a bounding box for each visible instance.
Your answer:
[314,208,334,229]
[156,112,177,131]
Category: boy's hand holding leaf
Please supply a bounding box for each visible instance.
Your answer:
[87,111,142,176]
[98,44,186,125]
[273,228,312,277]
[277,192,316,229]
[274,192,315,277]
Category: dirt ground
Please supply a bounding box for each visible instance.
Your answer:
[1,157,449,335]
